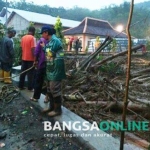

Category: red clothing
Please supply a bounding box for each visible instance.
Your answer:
[21,34,36,61]
[142,45,146,53]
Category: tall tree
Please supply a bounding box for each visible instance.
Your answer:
[54,16,66,48]
[54,16,64,39]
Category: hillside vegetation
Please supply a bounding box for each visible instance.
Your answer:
[0,0,150,38]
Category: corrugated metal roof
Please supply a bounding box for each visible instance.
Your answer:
[1,7,80,28]
[0,7,12,24]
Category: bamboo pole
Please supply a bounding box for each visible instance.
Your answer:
[120,0,134,150]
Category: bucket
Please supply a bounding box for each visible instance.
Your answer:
[11,65,27,86]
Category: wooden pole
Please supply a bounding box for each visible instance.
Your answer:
[120,0,134,150]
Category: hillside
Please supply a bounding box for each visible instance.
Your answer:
[1,0,150,38]
[135,1,150,10]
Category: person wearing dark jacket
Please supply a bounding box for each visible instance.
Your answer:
[0,30,16,83]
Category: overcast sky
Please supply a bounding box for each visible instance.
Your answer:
[19,0,148,10]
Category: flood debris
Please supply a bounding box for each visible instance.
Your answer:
[63,38,150,146]
[0,132,7,139]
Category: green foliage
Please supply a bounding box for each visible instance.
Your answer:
[29,22,34,27]
[0,22,5,38]
[107,43,112,52]
[99,62,116,72]
[146,40,150,52]
[54,16,63,39]
[96,55,103,61]
[112,39,117,52]
[13,37,22,66]
[85,46,88,53]
[99,62,123,75]
[96,36,100,42]
[54,16,65,48]
[13,29,26,66]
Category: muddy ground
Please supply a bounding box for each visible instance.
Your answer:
[0,91,83,150]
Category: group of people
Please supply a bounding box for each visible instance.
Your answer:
[66,36,82,53]
[0,25,66,117]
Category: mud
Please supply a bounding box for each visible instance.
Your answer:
[0,94,82,150]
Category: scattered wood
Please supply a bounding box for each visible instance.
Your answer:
[131,68,150,77]
[78,101,149,113]
[63,94,83,101]
[92,45,143,68]
[130,75,150,82]
[63,36,150,145]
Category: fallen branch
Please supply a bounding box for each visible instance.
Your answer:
[130,75,149,82]
[92,45,143,68]
[136,76,150,83]
[131,68,150,77]
[105,80,150,105]
[77,92,87,103]
[80,101,148,112]
[63,94,83,101]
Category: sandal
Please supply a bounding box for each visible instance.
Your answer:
[30,97,38,102]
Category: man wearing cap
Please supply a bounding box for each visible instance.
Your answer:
[40,25,66,117]
[19,26,36,91]
[0,29,16,83]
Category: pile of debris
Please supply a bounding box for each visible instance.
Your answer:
[62,36,150,142]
